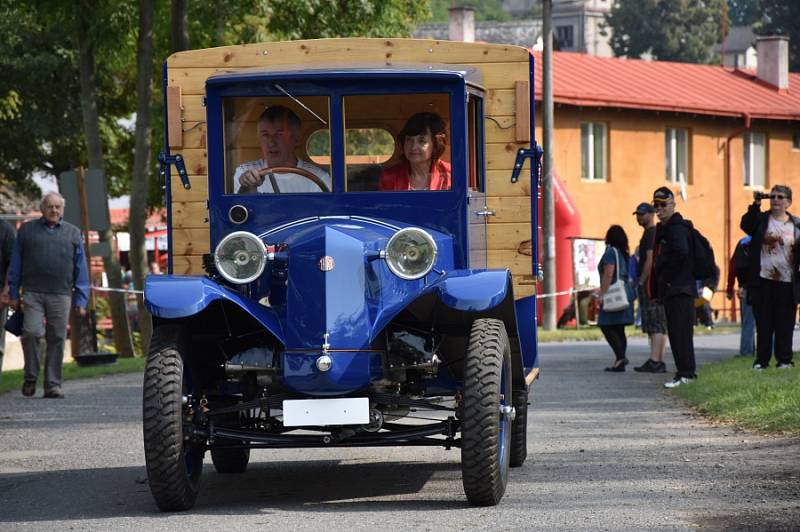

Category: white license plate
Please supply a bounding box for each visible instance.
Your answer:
[283,397,369,427]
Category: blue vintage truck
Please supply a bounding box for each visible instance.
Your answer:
[144,38,540,511]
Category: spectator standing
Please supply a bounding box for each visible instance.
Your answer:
[725,235,755,358]
[594,225,634,372]
[7,192,90,398]
[650,187,697,388]
[631,202,667,373]
[740,185,799,370]
[0,217,17,375]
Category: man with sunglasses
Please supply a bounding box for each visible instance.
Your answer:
[740,185,799,370]
[650,187,697,388]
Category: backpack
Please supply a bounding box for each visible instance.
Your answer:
[683,220,717,285]
[732,237,751,276]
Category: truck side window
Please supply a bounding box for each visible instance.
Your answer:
[342,94,451,192]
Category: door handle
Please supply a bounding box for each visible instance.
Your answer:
[475,209,496,217]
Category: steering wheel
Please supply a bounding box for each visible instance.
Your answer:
[257,166,330,193]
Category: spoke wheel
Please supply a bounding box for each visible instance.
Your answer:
[143,324,204,511]
[460,318,512,506]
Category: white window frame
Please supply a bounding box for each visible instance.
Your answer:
[743,131,766,188]
[665,127,689,184]
[581,122,607,181]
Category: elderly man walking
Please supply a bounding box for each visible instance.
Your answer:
[8,192,89,398]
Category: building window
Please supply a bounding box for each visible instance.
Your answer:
[664,128,689,184]
[793,133,800,150]
[743,132,766,188]
[581,122,607,181]
[556,25,574,49]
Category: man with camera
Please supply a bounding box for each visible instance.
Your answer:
[740,186,800,370]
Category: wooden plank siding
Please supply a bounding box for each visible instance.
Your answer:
[165,38,535,296]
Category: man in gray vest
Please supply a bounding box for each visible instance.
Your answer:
[8,192,90,398]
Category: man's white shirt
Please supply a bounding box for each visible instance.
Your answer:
[233,158,331,193]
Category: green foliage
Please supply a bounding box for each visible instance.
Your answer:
[605,0,729,64]
[428,0,511,22]
[754,0,800,72]
[266,0,430,39]
[671,355,800,435]
[727,0,761,25]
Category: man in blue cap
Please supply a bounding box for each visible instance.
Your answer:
[632,202,667,373]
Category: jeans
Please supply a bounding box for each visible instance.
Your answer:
[739,289,755,356]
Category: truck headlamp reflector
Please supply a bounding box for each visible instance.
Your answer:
[383,228,437,280]
[214,231,266,284]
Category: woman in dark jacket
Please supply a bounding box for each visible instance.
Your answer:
[594,225,635,371]
[740,184,800,370]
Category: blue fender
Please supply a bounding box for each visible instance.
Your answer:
[435,269,511,311]
[144,275,284,341]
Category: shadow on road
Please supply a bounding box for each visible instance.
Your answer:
[0,459,464,520]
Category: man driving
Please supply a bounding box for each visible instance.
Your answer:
[233,105,331,194]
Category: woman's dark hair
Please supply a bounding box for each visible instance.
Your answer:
[398,112,447,168]
[605,225,629,258]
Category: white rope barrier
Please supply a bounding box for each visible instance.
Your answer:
[91,286,144,295]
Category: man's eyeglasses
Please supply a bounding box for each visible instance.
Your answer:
[652,201,672,210]
[770,194,788,200]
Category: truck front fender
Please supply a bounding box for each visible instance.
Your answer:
[436,269,511,312]
[144,275,284,340]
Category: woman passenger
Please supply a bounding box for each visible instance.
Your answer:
[379,112,451,191]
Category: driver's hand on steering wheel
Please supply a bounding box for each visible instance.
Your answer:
[239,168,265,191]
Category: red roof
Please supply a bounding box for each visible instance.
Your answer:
[532,51,800,121]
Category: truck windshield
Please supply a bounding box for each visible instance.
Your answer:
[223,96,332,195]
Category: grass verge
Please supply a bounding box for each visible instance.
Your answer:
[0,356,146,395]
[670,356,800,436]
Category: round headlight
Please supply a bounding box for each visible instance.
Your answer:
[214,231,266,284]
[384,228,438,280]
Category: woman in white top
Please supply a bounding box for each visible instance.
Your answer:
[740,185,800,370]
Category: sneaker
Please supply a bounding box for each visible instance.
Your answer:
[752,363,766,371]
[43,387,64,399]
[664,376,695,389]
[634,359,667,373]
[776,362,795,369]
[21,381,36,397]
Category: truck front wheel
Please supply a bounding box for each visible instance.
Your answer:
[460,318,512,506]
[142,325,204,511]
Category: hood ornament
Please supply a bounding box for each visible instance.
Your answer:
[319,256,335,272]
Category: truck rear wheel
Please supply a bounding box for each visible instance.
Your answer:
[211,440,250,474]
[143,325,204,511]
[460,318,512,506]
[510,389,528,467]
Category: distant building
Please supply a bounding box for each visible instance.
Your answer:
[414,20,541,48]
[415,0,616,56]
[713,26,758,69]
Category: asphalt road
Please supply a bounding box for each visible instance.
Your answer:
[0,334,798,531]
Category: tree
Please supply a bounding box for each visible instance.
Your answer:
[604,0,728,64]
[754,0,800,72]
[266,0,430,39]
[77,0,135,358]
[727,0,761,25]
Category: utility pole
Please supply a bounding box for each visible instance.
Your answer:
[542,0,556,330]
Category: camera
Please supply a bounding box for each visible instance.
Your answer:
[753,191,770,201]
